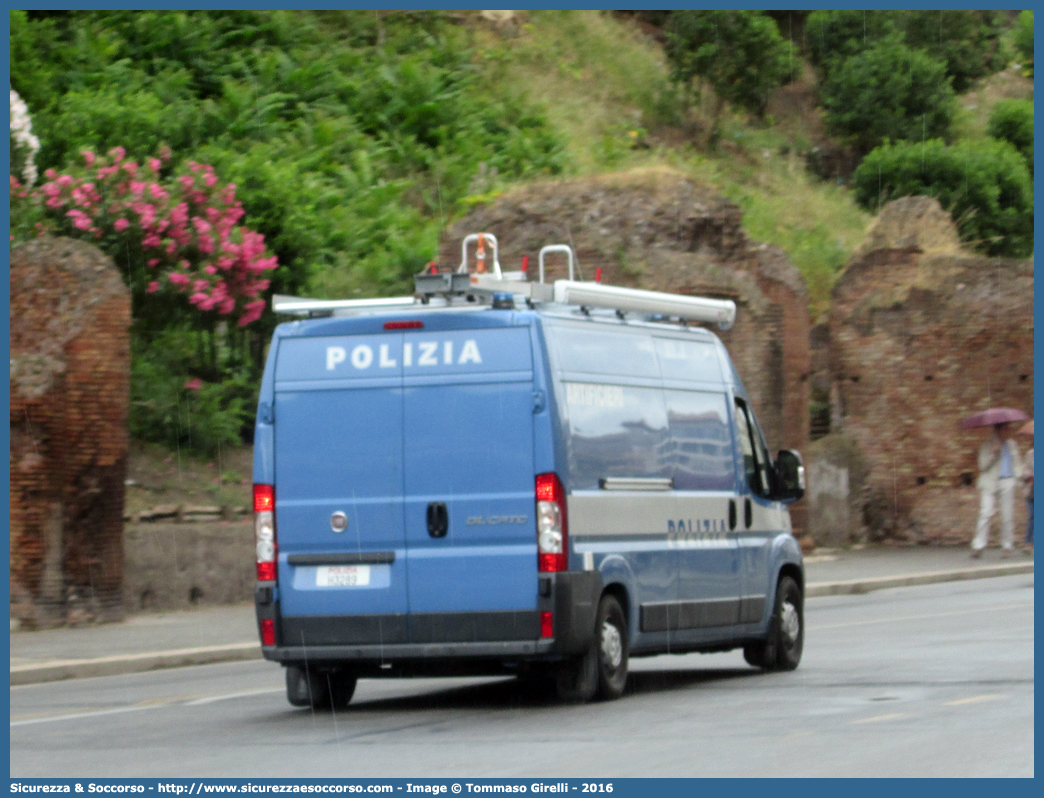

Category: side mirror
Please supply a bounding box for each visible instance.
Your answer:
[773,449,805,503]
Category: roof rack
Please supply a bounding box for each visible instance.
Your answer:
[271,234,736,330]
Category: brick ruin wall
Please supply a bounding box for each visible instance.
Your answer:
[440,168,811,533]
[10,238,131,627]
[828,246,1034,544]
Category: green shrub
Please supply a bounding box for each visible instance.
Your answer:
[804,10,897,74]
[13,10,567,308]
[805,10,1005,91]
[1013,10,1034,77]
[129,325,257,455]
[852,138,1033,258]
[987,99,1033,172]
[899,11,1006,93]
[821,39,955,154]
[12,10,569,452]
[665,10,793,117]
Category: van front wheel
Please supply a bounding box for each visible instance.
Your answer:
[595,594,629,700]
[744,574,803,671]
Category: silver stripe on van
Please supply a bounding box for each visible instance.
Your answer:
[599,477,674,491]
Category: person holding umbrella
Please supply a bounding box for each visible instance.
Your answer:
[965,408,1028,558]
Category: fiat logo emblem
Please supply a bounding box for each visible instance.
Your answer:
[330,511,348,533]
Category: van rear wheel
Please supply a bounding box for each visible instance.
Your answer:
[595,594,628,700]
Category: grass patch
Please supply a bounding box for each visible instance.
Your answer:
[476,11,871,317]
[477,10,686,173]
[667,146,870,320]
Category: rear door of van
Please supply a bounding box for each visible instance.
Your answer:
[402,326,540,641]
[273,332,409,645]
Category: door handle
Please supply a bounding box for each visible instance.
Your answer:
[426,502,448,538]
[728,499,737,531]
[744,497,753,529]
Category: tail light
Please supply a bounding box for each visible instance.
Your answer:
[254,484,277,581]
[536,472,568,572]
[260,618,276,646]
[540,611,554,638]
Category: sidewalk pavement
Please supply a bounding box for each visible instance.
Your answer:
[10,545,1032,686]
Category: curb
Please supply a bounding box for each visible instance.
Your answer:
[10,641,261,686]
[806,561,1033,597]
[10,562,1032,686]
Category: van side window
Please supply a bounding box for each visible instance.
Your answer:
[664,390,733,491]
[564,382,669,489]
[735,398,772,498]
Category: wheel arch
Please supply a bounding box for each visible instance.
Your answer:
[601,579,630,627]
[777,562,804,602]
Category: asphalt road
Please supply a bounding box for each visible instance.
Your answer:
[10,575,1034,778]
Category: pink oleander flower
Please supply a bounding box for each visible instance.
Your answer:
[184,378,202,391]
[146,281,160,293]
[108,146,126,163]
[168,272,190,287]
[237,299,267,327]
[81,151,96,167]
[113,218,129,232]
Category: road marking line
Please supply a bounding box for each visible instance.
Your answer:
[944,694,1007,706]
[9,692,204,727]
[11,703,159,727]
[185,687,283,706]
[815,601,1033,631]
[851,713,909,724]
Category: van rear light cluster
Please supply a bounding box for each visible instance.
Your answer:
[254,484,277,581]
[260,619,276,646]
[536,472,568,572]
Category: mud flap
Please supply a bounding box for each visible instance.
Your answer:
[552,570,603,655]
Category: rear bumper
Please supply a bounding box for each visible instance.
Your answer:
[255,571,604,664]
[263,639,555,663]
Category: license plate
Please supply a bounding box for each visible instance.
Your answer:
[316,565,371,587]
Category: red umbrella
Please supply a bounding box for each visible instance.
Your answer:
[962,407,1030,430]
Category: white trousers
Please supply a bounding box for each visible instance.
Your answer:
[972,477,1016,551]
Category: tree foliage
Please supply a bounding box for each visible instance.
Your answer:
[665,10,793,117]
[10,10,567,303]
[820,39,955,155]
[805,10,1006,92]
[1013,10,1034,77]
[988,99,1033,173]
[10,9,568,452]
[852,138,1033,258]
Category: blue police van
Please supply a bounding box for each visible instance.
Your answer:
[253,235,806,707]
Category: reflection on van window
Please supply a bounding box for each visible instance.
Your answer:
[546,323,660,379]
[565,383,668,488]
[654,337,722,383]
[663,390,734,490]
